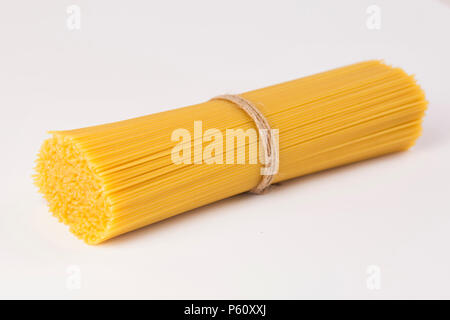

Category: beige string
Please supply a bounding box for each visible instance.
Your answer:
[211,94,278,194]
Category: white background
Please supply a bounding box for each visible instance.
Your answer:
[0,0,449,299]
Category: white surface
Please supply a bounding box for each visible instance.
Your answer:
[0,0,449,299]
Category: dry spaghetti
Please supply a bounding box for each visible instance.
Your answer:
[34,60,427,244]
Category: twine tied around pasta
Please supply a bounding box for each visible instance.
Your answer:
[211,94,278,194]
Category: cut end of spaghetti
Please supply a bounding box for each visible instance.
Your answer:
[34,134,112,244]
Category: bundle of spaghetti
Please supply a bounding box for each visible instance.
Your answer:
[34,60,427,244]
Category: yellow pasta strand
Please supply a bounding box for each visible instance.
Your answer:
[34,60,427,244]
